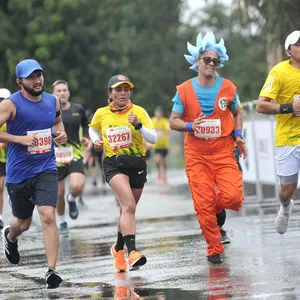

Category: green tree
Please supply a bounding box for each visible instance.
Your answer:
[236,0,300,69]
[0,0,194,116]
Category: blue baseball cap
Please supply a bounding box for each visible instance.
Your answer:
[15,59,45,78]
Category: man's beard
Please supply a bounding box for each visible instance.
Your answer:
[204,73,214,79]
[22,83,43,96]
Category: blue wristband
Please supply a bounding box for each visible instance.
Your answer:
[234,129,243,136]
[186,122,194,132]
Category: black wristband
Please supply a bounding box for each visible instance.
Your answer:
[134,122,142,130]
[279,103,293,114]
[55,110,61,117]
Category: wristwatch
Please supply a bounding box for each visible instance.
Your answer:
[235,134,243,140]
[135,122,143,130]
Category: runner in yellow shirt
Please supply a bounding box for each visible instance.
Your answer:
[0,88,10,229]
[151,106,170,183]
[89,74,157,272]
[256,30,300,234]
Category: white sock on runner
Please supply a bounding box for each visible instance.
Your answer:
[58,215,66,223]
[282,200,292,214]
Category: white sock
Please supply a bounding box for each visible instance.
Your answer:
[282,200,292,213]
[0,214,2,220]
[67,193,76,202]
[58,215,66,224]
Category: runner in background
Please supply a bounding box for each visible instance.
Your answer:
[84,112,106,193]
[52,79,89,235]
[84,138,106,192]
[144,141,153,173]
[0,88,11,229]
[151,106,170,183]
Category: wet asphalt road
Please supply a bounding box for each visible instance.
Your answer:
[1,170,300,299]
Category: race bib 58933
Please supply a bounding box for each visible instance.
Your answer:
[194,119,221,140]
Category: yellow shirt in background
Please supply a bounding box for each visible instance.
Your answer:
[151,117,170,150]
[89,104,154,157]
[259,60,300,146]
[0,123,7,163]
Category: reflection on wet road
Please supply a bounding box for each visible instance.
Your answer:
[1,172,300,299]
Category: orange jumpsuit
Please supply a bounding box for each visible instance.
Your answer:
[177,79,244,256]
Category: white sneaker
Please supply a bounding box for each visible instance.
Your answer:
[275,199,294,234]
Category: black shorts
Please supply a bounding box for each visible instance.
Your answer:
[58,159,85,181]
[154,149,168,157]
[103,156,147,189]
[0,162,6,176]
[90,148,103,167]
[6,170,58,220]
[91,147,103,158]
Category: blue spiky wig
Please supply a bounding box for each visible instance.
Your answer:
[184,31,229,72]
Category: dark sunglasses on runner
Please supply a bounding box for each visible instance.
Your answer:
[200,56,221,66]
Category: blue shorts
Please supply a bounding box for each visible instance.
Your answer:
[6,170,58,219]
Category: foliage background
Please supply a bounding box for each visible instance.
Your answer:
[0,0,299,117]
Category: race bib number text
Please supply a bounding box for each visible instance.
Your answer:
[194,119,221,139]
[55,147,73,164]
[27,128,52,155]
[106,126,133,150]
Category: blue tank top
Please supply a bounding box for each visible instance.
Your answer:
[6,91,57,183]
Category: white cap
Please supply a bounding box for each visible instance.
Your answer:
[0,88,11,99]
[285,30,300,50]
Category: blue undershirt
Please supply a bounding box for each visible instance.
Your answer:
[172,76,239,116]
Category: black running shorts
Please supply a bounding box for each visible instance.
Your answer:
[154,149,168,157]
[58,159,85,181]
[6,170,59,219]
[103,156,147,189]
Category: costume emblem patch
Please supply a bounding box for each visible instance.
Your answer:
[218,97,228,111]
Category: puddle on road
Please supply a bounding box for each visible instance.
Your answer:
[2,271,231,300]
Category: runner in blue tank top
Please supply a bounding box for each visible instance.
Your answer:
[0,59,67,289]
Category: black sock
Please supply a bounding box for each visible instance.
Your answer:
[216,209,226,227]
[115,231,124,251]
[123,234,136,254]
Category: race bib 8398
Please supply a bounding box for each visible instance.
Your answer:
[27,128,52,155]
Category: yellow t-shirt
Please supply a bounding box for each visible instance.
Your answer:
[0,123,7,163]
[259,60,300,146]
[89,104,154,157]
[151,117,170,150]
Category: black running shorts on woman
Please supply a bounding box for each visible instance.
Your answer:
[103,155,147,189]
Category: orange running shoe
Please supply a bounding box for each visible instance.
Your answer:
[128,250,147,270]
[156,171,161,181]
[114,286,128,299]
[110,244,127,272]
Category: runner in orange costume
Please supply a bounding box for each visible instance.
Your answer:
[170,32,247,264]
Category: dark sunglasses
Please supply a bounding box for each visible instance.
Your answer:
[200,56,221,66]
